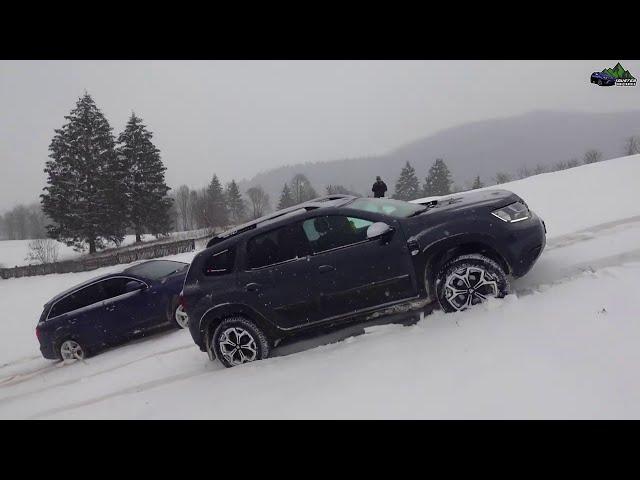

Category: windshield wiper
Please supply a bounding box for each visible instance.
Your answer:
[407,207,429,217]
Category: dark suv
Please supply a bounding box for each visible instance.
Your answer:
[183,191,546,367]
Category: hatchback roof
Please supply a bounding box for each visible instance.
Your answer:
[44,259,184,305]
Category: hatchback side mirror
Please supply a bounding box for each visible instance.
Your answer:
[366,222,394,240]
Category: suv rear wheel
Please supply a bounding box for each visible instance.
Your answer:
[435,254,509,313]
[212,316,270,368]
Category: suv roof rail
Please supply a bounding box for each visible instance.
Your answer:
[205,194,356,248]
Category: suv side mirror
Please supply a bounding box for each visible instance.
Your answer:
[366,222,394,240]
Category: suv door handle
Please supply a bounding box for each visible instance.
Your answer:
[105,304,116,312]
[318,265,335,273]
[245,283,261,292]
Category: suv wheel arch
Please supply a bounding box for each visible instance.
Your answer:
[200,305,279,350]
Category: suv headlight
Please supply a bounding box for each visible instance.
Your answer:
[491,201,530,223]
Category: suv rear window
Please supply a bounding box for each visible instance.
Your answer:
[203,248,236,276]
[247,223,312,269]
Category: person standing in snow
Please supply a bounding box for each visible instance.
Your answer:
[372,176,388,198]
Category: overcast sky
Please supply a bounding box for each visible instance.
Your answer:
[1,60,639,209]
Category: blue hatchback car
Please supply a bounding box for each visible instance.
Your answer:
[591,71,616,86]
[36,259,190,361]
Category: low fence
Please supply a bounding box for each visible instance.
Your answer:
[0,238,199,280]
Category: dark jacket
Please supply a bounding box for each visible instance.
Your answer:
[372,180,387,198]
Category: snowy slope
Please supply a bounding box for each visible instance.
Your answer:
[1,155,639,419]
[412,154,640,238]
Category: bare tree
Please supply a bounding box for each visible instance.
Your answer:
[246,186,270,219]
[533,164,548,175]
[25,238,60,264]
[290,174,318,204]
[517,166,532,179]
[566,158,580,168]
[188,190,202,229]
[626,136,640,156]
[494,172,512,185]
[552,161,568,171]
[583,149,603,164]
[175,185,191,231]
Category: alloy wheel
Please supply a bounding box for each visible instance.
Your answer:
[60,340,85,361]
[218,327,258,366]
[444,266,499,311]
[175,304,189,328]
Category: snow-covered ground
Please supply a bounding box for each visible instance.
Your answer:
[1,155,639,419]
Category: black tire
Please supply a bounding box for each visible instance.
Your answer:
[212,316,270,368]
[597,79,603,86]
[435,254,509,313]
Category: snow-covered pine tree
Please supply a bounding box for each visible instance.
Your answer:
[422,159,453,197]
[471,176,484,189]
[393,161,420,200]
[206,174,228,228]
[278,183,295,209]
[41,93,126,253]
[225,180,246,224]
[117,113,172,242]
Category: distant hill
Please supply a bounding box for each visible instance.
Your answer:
[239,110,640,201]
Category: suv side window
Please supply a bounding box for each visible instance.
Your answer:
[203,247,236,276]
[247,223,311,269]
[302,215,373,254]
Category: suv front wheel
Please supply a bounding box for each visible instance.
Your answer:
[435,254,509,313]
[212,316,271,368]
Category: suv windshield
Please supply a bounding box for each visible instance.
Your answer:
[348,198,426,218]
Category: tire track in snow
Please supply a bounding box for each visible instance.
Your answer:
[0,355,42,370]
[29,367,214,419]
[545,215,640,250]
[0,343,197,404]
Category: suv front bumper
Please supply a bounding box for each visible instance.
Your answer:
[503,212,546,278]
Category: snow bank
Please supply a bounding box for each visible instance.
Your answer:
[413,154,640,239]
[485,155,640,238]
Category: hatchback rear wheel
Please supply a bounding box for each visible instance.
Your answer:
[173,304,189,329]
[59,339,86,361]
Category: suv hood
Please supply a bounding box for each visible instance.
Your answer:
[409,189,521,212]
[402,188,522,236]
